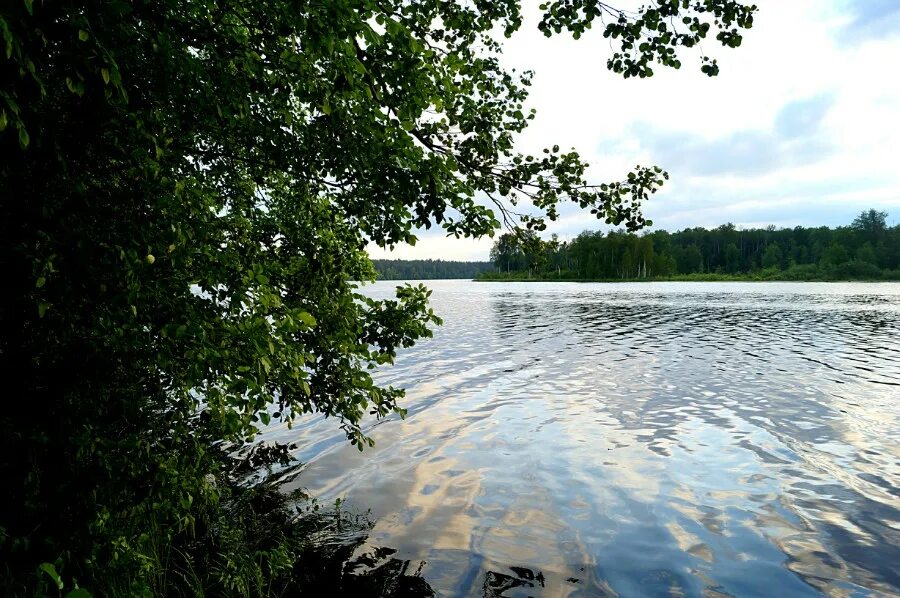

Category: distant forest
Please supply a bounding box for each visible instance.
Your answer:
[481,210,900,281]
[374,259,493,280]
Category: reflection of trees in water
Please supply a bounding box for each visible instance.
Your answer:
[298,528,559,597]
[483,566,546,597]
[293,526,435,596]
[291,502,561,596]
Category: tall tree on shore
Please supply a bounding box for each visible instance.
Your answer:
[491,233,522,273]
[852,209,888,239]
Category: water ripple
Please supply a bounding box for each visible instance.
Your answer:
[277,281,900,597]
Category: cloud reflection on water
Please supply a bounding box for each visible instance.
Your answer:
[280,281,900,596]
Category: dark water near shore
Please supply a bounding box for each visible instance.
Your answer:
[275,281,900,596]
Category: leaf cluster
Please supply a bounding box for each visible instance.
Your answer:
[537,0,755,77]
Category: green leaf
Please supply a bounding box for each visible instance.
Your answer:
[23,0,33,15]
[65,589,92,598]
[36,276,45,288]
[0,110,6,131]
[101,68,110,84]
[39,563,63,590]
[37,302,49,318]
[18,125,29,149]
[78,29,89,42]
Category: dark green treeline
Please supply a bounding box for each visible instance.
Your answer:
[483,210,900,281]
[374,259,494,280]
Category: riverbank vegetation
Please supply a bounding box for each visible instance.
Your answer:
[480,211,900,282]
[1,0,756,594]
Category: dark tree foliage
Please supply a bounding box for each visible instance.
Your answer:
[374,259,494,280]
[484,211,900,280]
[0,0,755,593]
[852,209,888,238]
[490,231,549,275]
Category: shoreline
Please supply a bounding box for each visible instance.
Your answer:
[472,276,899,283]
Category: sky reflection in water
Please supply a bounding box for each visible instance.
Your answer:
[276,281,900,596]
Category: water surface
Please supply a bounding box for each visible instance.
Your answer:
[277,281,900,596]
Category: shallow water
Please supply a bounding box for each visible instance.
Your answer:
[275,281,900,596]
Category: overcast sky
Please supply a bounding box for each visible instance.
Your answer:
[369,0,900,261]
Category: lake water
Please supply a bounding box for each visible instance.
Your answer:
[276,281,900,596]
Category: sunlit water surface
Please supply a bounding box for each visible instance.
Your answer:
[273,281,900,596]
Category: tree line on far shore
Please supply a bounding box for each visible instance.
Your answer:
[482,210,900,281]
[374,259,494,280]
